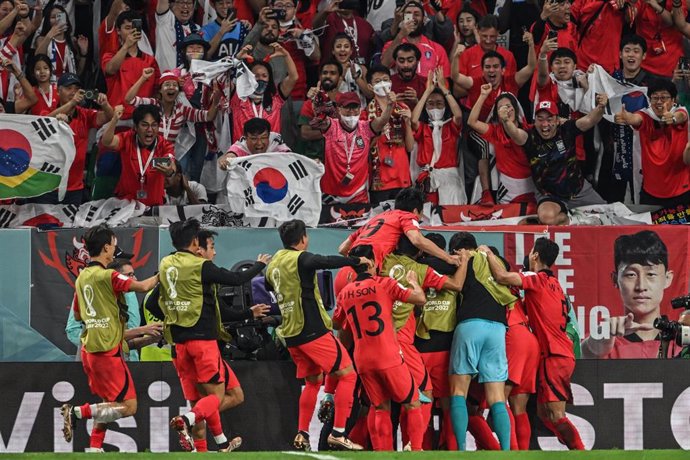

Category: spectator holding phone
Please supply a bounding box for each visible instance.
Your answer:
[33,73,114,205]
[34,4,88,81]
[201,0,251,60]
[101,104,176,206]
[103,11,160,120]
[0,56,37,114]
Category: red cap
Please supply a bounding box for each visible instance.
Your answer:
[159,71,179,85]
[336,91,361,107]
[535,100,558,116]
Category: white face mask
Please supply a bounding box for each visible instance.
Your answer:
[373,81,392,97]
[427,108,445,121]
[186,52,204,61]
[340,115,359,130]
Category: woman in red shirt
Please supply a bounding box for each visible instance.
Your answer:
[229,43,298,142]
[28,54,59,116]
[34,5,88,81]
[411,68,465,205]
[468,84,536,204]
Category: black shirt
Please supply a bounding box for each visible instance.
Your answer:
[456,256,507,325]
[267,249,360,347]
[523,119,585,199]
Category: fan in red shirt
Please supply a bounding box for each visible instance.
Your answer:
[101,104,176,206]
[571,0,630,73]
[457,15,518,82]
[482,237,584,450]
[338,244,428,451]
[337,188,460,269]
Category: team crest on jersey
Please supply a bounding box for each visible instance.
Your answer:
[355,136,365,148]
[389,264,406,282]
[425,51,432,59]
[427,287,437,299]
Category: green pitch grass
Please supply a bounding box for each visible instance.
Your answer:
[1,451,688,459]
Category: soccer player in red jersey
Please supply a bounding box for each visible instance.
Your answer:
[482,237,585,450]
[338,188,460,268]
[338,244,428,451]
[61,224,160,451]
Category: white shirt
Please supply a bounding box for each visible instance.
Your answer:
[156,10,196,72]
[164,180,208,205]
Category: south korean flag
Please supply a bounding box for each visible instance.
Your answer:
[225,152,325,227]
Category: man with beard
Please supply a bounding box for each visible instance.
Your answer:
[391,43,425,107]
[501,96,608,224]
[381,1,450,78]
[452,36,536,205]
[156,0,200,72]
[298,61,343,160]
[201,0,251,60]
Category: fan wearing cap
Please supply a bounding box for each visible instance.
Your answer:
[314,91,394,204]
[155,0,201,73]
[103,11,160,120]
[501,96,608,225]
[124,68,221,151]
[102,104,176,206]
[29,73,114,205]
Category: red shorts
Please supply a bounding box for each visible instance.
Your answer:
[173,355,241,402]
[81,346,136,402]
[537,355,574,404]
[174,340,228,401]
[506,324,539,395]
[420,351,450,398]
[288,332,352,379]
[399,339,432,393]
[360,363,418,408]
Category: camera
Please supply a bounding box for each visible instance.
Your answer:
[131,18,142,32]
[654,315,690,347]
[83,89,99,101]
[672,294,690,309]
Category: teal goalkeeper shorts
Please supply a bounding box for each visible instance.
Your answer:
[449,318,508,383]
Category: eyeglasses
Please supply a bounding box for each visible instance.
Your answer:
[650,95,672,102]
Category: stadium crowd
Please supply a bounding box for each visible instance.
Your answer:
[0,0,688,224]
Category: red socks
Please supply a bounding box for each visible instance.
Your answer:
[468,414,500,450]
[193,439,208,452]
[405,406,424,451]
[333,372,356,429]
[298,380,321,432]
[348,415,370,448]
[79,403,92,419]
[205,408,223,437]
[89,426,106,449]
[515,412,531,450]
[555,417,585,450]
[367,408,379,449]
[373,409,393,451]
[191,394,220,424]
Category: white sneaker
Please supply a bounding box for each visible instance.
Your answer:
[84,448,104,453]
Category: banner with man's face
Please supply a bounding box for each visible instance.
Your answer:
[503,226,690,351]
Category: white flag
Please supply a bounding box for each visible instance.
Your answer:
[0,114,75,200]
[582,65,648,121]
[225,152,325,227]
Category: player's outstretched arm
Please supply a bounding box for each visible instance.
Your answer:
[129,274,160,293]
[338,233,356,256]
[300,252,371,271]
[480,246,523,287]
[443,250,470,292]
[406,229,459,266]
[204,255,269,286]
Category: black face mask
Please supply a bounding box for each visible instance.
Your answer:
[522,255,530,271]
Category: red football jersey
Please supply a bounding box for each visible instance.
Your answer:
[349,210,421,267]
[338,275,411,372]
[519,270,573,358]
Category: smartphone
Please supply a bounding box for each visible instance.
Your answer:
[131,18,142,32]
[226,7,236,20]
[55,11,66,26]
[679,57,689,71]
[152,157,172,169]
[404,12,413,23]
[547,30,558,40]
